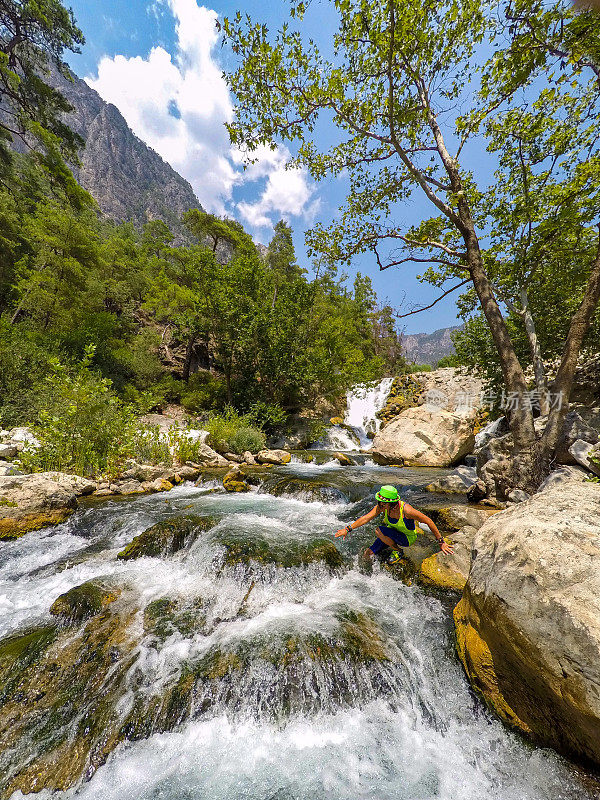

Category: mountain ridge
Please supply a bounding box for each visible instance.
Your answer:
[402,324,461,365]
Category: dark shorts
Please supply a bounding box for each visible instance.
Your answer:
[369,523,415,555]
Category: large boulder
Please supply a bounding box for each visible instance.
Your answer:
[454,479,600,766]
[0,474,78,540]
[117,515,218,560]
[256,449,292,465]
[372,405,476,467]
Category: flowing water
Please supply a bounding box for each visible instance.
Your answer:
[1,458,598,800]
[313,378,394,450]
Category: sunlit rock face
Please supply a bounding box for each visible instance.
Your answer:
[455,478,600,766]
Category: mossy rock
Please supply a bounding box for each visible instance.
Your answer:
[143,596,207,641]
[117,515,218,560]
[262,476,345,503]
[216,531,345,571]
[0,509,75,541]
[0,599,141,798]
[50,581,120,622]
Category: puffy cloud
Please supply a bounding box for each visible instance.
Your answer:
[85,0,317,228]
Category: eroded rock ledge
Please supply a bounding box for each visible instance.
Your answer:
[453,478,600,767]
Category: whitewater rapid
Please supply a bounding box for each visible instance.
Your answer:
[2,461,598,800]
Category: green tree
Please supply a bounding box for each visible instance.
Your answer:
[0,0,85,184]
[222,0,600,490]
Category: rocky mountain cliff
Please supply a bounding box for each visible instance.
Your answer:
[402,325,461,365]
[50,69,203,234]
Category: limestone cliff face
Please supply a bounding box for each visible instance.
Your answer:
[51,69,203,234]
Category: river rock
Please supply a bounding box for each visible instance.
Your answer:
[114,479,145,495]
[243,451,257,465]
[372,405,476,467]
[117,515,218,560]
[224,452,244,463]
[223,467,249,492]
[38,472,96,496]
[454,478,600,766]
[333,451,354,466]
[0,474,78,540]
[120,463,167,482]
[50,580,120,621]
[506,488,530,503]
[419,525,477,592]
[426,465,478,494]
[256,449,292,465]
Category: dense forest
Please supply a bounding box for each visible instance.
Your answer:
[0,2,404,448]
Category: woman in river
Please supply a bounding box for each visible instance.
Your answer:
[335,484,453,562]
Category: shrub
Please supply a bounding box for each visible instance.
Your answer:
[19,348,139,478]
[205,407,265,455]
[244,401,288,434]
[435,355,459,368]
[407,363,433,373]
[180,372,227,412]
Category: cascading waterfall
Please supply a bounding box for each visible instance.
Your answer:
[0,460,597,800]
[314,377,394,451]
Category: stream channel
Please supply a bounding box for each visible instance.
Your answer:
[1,454,599,799]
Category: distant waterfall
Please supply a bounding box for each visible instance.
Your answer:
[344,377,394,447]
[313,377,394,451]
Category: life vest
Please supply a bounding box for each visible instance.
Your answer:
[383,501,419,546]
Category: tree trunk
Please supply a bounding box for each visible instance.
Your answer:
[539,233,600,469]
[182,335,196,382]
[463,229,539,488]
[519,287,550,416]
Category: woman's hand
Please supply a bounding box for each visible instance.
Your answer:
[335,527,351,539]
[440,540,454,555]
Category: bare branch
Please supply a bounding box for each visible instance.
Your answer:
[396,279,471,317]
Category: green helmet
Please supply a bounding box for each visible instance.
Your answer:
[376,485,399,503]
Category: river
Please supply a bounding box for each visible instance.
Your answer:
[1,456,598,799]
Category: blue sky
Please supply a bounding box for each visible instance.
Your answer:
[64,0,480,336]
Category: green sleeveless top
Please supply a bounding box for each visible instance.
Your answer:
[382,500,418,546]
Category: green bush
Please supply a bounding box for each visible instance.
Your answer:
[19,349,139,478]
[245,401,288,434]
[130,425,172,465]
[407,363,433,373]
[180,371,227,412]
[435,355,459,368]
[205,407,265,455]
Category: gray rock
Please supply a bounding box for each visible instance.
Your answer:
[114,480,144,495]
[243,451,257,465]
[537,466,589,492]
[0,461,23,477]
[426,465,478,494]
[372,405,476,467]
[455,478,600,766]
[463,454,477,467]
[121,463,167,482]
[555,411,599,465]
[0,444,18,459]
[507,488,530,503]
[569,440,600,476]
[420,525,478,591]
[224,452,244,463]
[38,472,97,496]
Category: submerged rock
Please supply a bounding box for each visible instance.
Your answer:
[50,581,120,622]
[333,451,354,466]
[215,531,345,571]
[454,478,600,766]
[117,515,218,560]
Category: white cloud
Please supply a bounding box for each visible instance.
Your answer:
[85,0,317,229]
